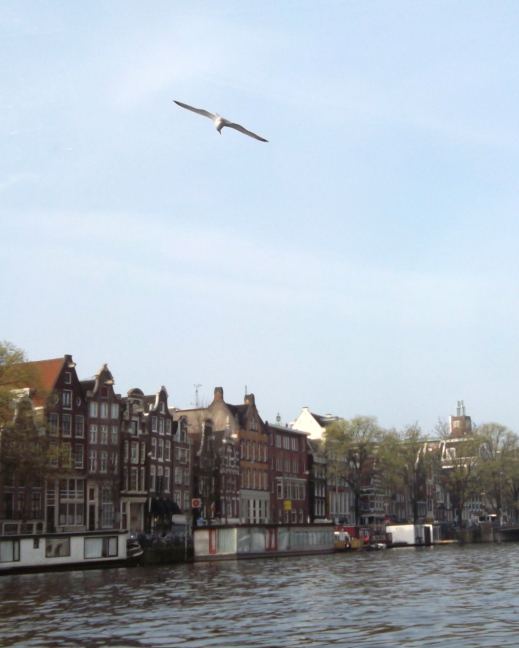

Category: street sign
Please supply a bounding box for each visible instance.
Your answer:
[192,498,201,508]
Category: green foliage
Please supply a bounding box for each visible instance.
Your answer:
[323,415,384,524]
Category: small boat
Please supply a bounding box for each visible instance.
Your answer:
[366,542,386,551]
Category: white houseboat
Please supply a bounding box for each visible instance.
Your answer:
[385,523,441,547]
[194,524,335,561]
[0,530,141,575]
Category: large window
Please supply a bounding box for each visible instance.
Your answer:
[89,402,98,418]
[59,480,84,526]
[46,538,70,558]
[88,451,97,473]
[110,426,118,445]
[164,468,170,493]
[89,425,98,444]
[62,414,72,437]
[101,490,114,528]
[100,451,108,473]
[75,444,84,469]
[110,403,119,419]
[48,413,59,435]
[100,402,108,419]
[75,415,84,438]
[62,390,72,409]
[84,536,118,559]
[0,539,20,562]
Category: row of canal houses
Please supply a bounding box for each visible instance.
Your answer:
[0,354,472,539]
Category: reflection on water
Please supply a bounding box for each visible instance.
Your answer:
[1,544,519,647]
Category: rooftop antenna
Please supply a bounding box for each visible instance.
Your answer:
[457,400,466,416]
[194,384,202,408]
[245,385,247,397]
[276,413,281,425]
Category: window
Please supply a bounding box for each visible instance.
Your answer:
[276,457,282,472]
[100,425,108,444]
[64,372,71,384]
[100,402,108,419]
[158,439,164,460]
[276,434,281,448]
[89,425,98,444]
[149,465,156,491]
[130,467,138,491]
[166,419,172,435]
[158,418,164,435]
[101,490,114,527]
[178,448,187,464]
[130,420,138,435]
[140,467,145,491]
[184,469,190,486]
[183,492,190,512]
[101,386,109,398]
[89,451,97,473]
[75,415,84,438]
[46,538,71,558]
[159,402,165,414]
[75,444,84,469]
[151,416,157,432]
[175,468,182,485]
[164,467,170,493]
[179,419,187,443]
[62,414,72,437]
[140,442,146,464]
[89,402,98,418]
[62,390,72,409]
[174,490,182,506]
[250,416,257,431]
[293,460,299,474]
[59,480,84,526]
[165,441,171,461]
[151,438,157,459]
[84,536,118,559]
[157,466,163,493]
[124,440,129,462]
[100,451,107,473]
[110,452,118,474]
[48,413,59,435]
[62,443,72,468]
[131,442,139,464]
[284,459,290,473]
[49,442,59,467]
[110,426,118,445]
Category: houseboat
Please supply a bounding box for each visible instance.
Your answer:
[0,529,141,575]
[194,524,335,561]
[385,523,440,547]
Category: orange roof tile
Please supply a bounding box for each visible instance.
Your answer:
[25,357,66,407]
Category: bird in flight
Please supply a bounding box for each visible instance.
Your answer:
[173,100,268,142]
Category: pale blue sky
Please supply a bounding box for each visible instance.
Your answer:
[2,1,519,432]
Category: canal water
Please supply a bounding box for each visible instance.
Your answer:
[1,544,518,647]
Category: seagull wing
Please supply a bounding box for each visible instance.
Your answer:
[226,121,268,142]
[173,101,217,121]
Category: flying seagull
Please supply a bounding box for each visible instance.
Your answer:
[173,100,268,142]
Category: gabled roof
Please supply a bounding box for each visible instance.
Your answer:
[25,357,67,407]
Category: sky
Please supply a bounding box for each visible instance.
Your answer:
[2,1,519,433]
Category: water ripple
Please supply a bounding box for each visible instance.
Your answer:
[1,544,519,647]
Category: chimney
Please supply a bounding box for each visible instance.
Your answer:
[244,393,255,406]
[214,387,224,402]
